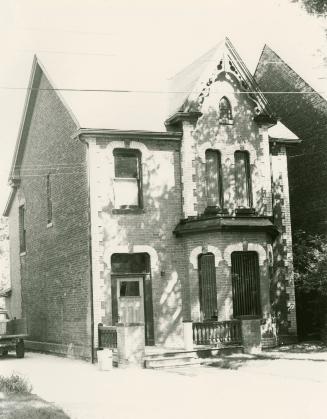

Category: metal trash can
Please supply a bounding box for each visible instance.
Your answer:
[97,348,113,371]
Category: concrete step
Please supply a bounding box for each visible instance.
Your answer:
[144,355,200,369]
[145,350,198,360]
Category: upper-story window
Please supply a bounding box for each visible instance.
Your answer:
[113,149,142,209]
[219,97,232,124]
[205,149,223,210]
[234,151,252,209]
[46,174,53,224]
[19,205,26,253]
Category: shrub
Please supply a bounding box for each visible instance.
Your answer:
[0,373,32,394]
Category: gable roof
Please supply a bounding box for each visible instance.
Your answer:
[167,37,275,121]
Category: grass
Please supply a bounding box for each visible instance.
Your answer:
[0,374,32,395]
[0,374,70,419]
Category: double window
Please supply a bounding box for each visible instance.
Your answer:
[205,149,223,211]
[19,205,26,253]
[234,151,252,209]
[113,149,142,210]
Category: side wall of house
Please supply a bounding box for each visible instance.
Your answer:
[271,144,297,341]
[16,71,92,359]
[6,193,22,318]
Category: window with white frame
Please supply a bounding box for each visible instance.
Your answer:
[113,149,142,209]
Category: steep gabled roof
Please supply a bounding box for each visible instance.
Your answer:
[167,37,275,122]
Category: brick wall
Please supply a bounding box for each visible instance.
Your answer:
[255,45,327,234]
[87,136,185,348]
[9,70,92,359]
[7,192,22,319]
[270,144,297,338]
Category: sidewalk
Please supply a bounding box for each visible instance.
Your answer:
[1,344,327,419]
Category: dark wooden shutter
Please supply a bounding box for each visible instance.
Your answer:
[231,252,261,317]
[205,150,223,208]
[199,254,217,320]
[234,151,252,208]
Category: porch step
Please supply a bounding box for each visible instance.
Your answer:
[144,345,244,368]
[144,354,199,369]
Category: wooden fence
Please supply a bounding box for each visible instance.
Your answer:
[98,324,117,349]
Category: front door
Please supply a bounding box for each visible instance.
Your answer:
[117,277,144,323]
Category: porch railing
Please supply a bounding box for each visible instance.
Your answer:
[192,320,242,346]
[98,323,117,349]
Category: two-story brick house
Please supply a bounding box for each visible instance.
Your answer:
[4,38,299,361]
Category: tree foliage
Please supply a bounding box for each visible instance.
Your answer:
[293,230,327,297]
[293,0,327,16]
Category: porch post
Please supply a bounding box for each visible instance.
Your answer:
[183,320,194,350]
[116,323,145,367]
[241,318,262,354]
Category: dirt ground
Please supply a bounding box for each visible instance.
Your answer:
[1,342,327,419]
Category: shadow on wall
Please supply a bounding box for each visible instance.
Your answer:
[100,146,184,346]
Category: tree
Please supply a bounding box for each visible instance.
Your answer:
[293,230,327,339]
[292,0,327,16]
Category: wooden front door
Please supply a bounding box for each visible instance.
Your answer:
[117,277,144,323]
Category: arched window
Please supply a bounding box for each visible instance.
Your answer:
[231,251,261,317]
[219,96,232,123]
[205,149,223,210]
[198,253,217,321]
[234,151,252,209]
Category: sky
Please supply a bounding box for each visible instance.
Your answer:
[0,0,326,213]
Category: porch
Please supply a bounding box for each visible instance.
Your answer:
[97,319,251,368]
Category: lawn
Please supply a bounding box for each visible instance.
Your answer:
[0,373,70,419]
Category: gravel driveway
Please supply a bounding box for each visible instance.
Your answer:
[1,344,327,419]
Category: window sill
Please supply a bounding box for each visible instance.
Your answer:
[235,208,256,216]
[47,222,53,228]
[20,251,26,257]
[204,207,228,215]
[219,119,233,125]
[112,208,145,215]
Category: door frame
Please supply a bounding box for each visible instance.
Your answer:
[111,273,155,345]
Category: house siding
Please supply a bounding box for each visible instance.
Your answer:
[12,72,92,359]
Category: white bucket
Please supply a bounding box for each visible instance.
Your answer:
[97,349,113,371]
